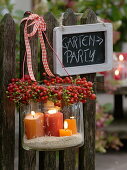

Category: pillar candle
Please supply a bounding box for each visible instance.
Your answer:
[24,111,45,139]
[64,117,77,134]
[45,109,63,136]
[59,121,72,137]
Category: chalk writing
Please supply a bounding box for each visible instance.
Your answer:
[62,31,105,67]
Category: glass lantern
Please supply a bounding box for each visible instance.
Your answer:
[105,53,127,92]
[21,100,84,151]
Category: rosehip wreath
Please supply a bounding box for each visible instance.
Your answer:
[6,73,96,106]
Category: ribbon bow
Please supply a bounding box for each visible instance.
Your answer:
[21,13,54,81]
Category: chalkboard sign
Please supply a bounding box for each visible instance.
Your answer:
[62,31,105,67]
[53,23,113,76]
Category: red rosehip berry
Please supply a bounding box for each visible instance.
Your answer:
[87,81,93,87]
[42,72,47,76]
[24,75,31,80]
[11,78,16,82]
[46,82,50,86]
[40,92,44,96]
[90,94,96,100]
[81,99,87,103]
[44,80,48,84]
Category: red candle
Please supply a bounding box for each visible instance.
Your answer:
[114,69,121,80]
[45,109,63,136]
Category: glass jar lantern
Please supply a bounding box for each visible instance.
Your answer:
[105,53,127,92]
[22,101,84,151]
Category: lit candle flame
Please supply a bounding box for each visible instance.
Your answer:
[115,69,119,76]
[48,109,57,114]
[31,111,35,118]
[64,121,68,129]
[70,116,75,119]
[119,54,124,61]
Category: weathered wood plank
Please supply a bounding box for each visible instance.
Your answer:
[59,149,77,170]
[44,12,59,72]
[59,9,77,170]
[39,12,58,170]
[20,12,38,78]
[96,75,105,93]
[40,12,58,79]
[114,94,124,119]
[19,11,38,170]
[79,9,97,170]
[62,9,77,26]
[39,151,57,170]
[80,9,98,24]
[0,14,16,170]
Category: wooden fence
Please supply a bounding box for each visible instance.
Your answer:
[0,8,96,170]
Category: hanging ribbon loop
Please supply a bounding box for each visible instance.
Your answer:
[21,13,54,81]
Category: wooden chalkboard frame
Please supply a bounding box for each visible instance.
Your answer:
[53,23,113,76]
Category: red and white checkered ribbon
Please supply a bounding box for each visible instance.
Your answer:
[21,13,54,81]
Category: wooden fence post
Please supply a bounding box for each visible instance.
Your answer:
[79,9,97,170]
[19,12,38,170]
[39,12,59,170]
[0,14,16,170]
[59,9,78,170]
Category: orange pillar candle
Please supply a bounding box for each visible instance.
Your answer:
[24,111,45,139]
[45,109,63,136]
[59,121,72,137]
[64,117,77,134]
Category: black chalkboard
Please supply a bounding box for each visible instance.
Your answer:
[62,31,105,67]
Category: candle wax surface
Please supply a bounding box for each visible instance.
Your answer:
[114,74,121,80]
[59,129,72,137]
[24,112,45,139]
[45,112,63,136]
[64,119,77,134]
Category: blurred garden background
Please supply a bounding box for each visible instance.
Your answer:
[1,0,127,170]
